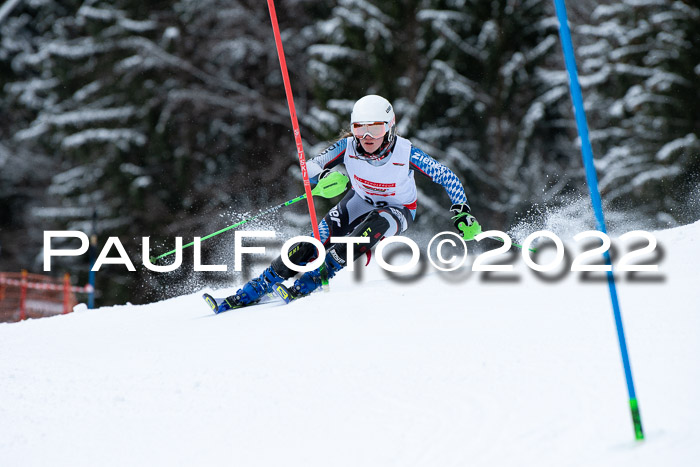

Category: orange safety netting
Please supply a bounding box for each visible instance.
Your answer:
[0,272,88,323]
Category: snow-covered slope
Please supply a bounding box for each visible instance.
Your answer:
[1,222,699,467]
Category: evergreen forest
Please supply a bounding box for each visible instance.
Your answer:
[1,0,698,305]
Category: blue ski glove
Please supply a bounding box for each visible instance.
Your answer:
[451,203,481,241]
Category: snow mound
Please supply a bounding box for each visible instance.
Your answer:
[1,222,699,467]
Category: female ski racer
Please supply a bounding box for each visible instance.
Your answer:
[219,94,481,311]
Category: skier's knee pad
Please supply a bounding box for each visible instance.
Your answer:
[329,209,396,264]
[359,208,402,238]
[271,241,319,279]
[376,208,403,237]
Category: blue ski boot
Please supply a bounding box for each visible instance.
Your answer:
[221,266,285,311]
[290,251,345,298]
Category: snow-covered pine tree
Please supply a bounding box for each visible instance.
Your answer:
[412,0,577,228]
[0,0,74,273]
[575,0,700,226]
[0,0,320,304]
[306,0,576,230]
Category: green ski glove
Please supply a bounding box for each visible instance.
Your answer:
[450,203,481,241]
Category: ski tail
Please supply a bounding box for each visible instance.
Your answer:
[271,283,293,304]
[271,282,319,303]
[202,291,283,314]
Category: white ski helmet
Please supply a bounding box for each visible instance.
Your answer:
[350,94,397,160]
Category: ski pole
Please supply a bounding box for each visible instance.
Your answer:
[149,172,349,263]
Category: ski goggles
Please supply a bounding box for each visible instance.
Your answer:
[352,121,389,139]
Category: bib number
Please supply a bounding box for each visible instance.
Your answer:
[364,196,388,208]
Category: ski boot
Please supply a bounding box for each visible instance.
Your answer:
[220,266,285,312]
[290,250,345,299]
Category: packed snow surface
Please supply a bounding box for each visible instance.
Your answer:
[1,222,699,466]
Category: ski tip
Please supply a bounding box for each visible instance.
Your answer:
[202,293,220,313]
[271,283,292,304]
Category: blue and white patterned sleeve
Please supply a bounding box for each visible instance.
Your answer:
[410,146,469,208]
[307,138,348,183]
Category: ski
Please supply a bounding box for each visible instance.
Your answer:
[271,283,293,304]
[203,282,311,314]
[202,292,282,314]
[270,282,320,304]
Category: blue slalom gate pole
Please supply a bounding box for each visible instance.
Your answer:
[553,0,644,441]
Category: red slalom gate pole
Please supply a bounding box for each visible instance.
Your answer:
[266,0,321,242]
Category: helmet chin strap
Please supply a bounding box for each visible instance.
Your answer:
[354,134,396,160]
